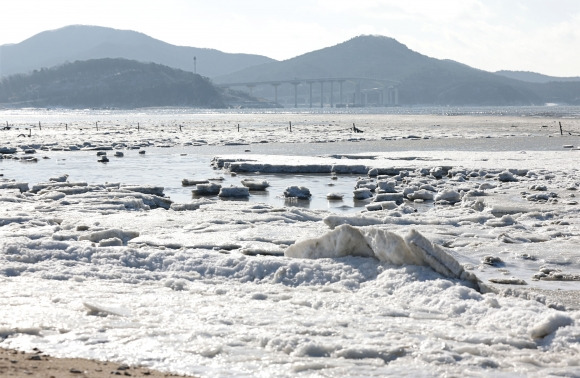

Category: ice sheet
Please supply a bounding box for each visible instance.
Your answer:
[1,108,579,377]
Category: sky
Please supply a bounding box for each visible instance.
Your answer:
[1,0,579,77]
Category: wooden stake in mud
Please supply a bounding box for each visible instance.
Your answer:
[238,123,240,132]
[38,121,42,130]
[28,128,31,137]
[96,121,99,131]
[352,123,363,133]
[179,125,182,132]
[65,123,68,131]
[289,121,292,132]
[559,121,563,136]
[138,122,140,131]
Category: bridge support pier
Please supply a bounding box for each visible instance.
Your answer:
[330,81,334,108]
[291,81,300,108]
[271,83,280,106]
[384,86,399,106]
[320,81,324,108]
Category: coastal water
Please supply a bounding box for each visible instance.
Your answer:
[1,105,580,212]
[2,104,580,121]
[1,147,371,212]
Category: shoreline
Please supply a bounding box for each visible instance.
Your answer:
[0,347,193,377]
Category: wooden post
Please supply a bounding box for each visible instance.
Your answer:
[39,121,41,130]
[559,122,563,136]
[29,128,31,137]
[138,122,140,131]
[353,123,355,132]
[96,121,99,131]
[237,123,240,132]
[179,125,182,132]
[65,123,68,131]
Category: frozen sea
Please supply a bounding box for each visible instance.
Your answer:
[1,106,580,377]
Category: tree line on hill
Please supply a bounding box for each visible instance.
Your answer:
[0,58,259,108]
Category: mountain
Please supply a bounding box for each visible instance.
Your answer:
[216,35,580,106]
[2,28,578,107]
[0,58,264,108]
[0,25,276,78]
[495,70,580,83]
[217,36,431,83]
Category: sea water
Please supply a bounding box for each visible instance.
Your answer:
[1,146,373,212]
[2,106,579,212]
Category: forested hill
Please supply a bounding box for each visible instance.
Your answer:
[0,58,247,108]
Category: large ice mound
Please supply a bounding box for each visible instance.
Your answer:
[285,224,482,290]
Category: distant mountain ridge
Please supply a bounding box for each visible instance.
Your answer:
[1,26,579,106]
[216,35,580,106]
[495,70,580,83]
[0,25,276,78]
[216,35,431,83]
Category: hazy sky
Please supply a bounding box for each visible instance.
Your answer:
[2,0,579,76]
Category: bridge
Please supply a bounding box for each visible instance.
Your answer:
[216,77,400,108]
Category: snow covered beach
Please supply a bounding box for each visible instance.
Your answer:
[1,108,579,376]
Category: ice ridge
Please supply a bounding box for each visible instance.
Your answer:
[285,224,482,291]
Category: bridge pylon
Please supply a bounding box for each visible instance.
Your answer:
[289,80,301,108]
[271,82,281,106]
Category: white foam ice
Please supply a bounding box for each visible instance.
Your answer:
[218,185,250,198]
[0,109,579,377]
[286,224,485,290]
[240,178,270,190]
